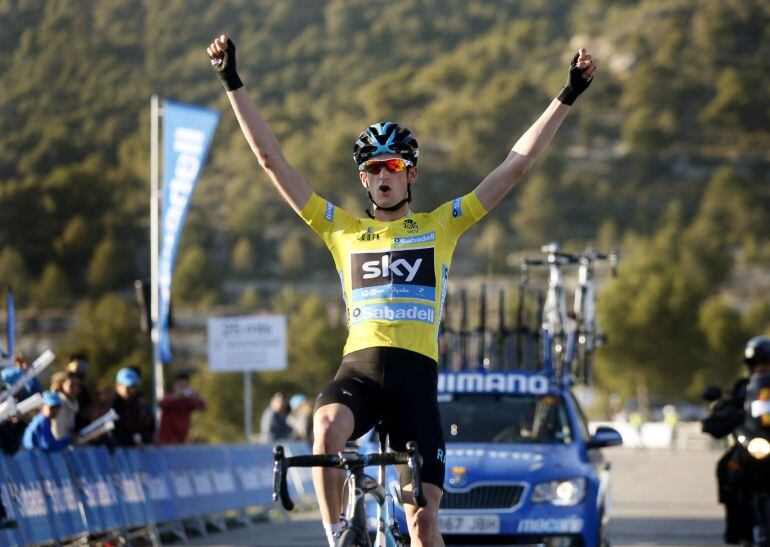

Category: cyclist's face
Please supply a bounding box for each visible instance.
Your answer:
[359,153,417,207]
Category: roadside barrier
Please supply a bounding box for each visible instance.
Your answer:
[0,441,314,546]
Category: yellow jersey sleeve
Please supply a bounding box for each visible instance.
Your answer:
[298,193,357,249]
[431,190,488,240]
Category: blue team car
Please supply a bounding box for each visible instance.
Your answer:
[363,370,622,546]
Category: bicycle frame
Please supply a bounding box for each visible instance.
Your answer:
[273,439,425,547]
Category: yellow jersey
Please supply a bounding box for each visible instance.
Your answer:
[299,191,487,362]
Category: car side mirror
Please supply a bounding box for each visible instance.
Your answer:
[701,385,722,402]
[587,426,623,449]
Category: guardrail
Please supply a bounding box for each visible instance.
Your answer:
[0,441,315,546]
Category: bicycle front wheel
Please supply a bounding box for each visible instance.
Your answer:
[337,527,370,547]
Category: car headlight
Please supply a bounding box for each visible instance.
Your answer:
[532,478,586,506]
[747,437,770,459]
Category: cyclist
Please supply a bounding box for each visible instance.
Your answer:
[703,335,770,543]
[208,34,596,547]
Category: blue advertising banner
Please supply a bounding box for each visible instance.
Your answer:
[112,449,153,528]
[9,451,57,544]
[43,451,87,539]
[227,444,275,508]
[0,457,21,546]
[158,101,219,363]
[135,447,178,522]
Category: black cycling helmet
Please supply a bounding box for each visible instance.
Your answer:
[745,336,770,367]
[353,122,419,165]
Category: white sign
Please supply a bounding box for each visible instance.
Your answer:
[207,315,287,372]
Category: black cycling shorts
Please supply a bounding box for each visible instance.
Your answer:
[314,346,446,491]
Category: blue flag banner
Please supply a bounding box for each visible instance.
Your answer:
[6,287,15,356]
[158,101,219,363]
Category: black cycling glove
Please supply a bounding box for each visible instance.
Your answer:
[212,38,243,92]
[556,52,593,106]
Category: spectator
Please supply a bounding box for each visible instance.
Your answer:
[157,372,206,445]
[66,355,94,432]
[0,367,38,454]
[1,366,35,401]
[50,371,81,440]
[288,393,313,443]
[111,368,154,447]
[13,354,42,396]
[663,404,679,450]
[22,392,72,452]
[0,415,27,455]
[259,392,292,443]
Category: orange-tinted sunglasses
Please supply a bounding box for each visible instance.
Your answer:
[359,158,413,174]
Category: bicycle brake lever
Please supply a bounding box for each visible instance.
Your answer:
[272,445,294,511]
[405,441,427,508]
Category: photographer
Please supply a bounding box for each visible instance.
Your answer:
[157,372,206,445]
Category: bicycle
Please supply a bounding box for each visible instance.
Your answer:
[273,429,426,547]
[521,242,579,379]
[522,243,618,383]
[573,249,618,383]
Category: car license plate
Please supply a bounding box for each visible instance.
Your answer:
[438,514,500,534]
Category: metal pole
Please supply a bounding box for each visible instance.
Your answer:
[460,289,468,370]
[498,288,506,370]
[150,94,164,422]
[244,371,252,442]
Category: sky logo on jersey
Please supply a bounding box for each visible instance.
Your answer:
[351,248,436,304]
[437,372,550,395]
[394,232,436,246]
[452,197,463,218]
[324,201,334,221]
[351,303,435,324]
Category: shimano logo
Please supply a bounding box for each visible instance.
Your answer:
[437,372,550,395]
[362,255,422,282]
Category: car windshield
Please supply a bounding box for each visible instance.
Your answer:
[440,394,573,444]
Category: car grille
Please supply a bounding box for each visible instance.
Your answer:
[440,484,524,510]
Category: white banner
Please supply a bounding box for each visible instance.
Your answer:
[207,315,287,372]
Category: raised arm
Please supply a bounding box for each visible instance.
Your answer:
[474,48,597,212]
[208,35,313,213]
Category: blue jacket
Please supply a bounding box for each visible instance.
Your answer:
[22,413,71,452]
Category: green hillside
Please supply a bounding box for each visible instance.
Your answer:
[1,0,769,433]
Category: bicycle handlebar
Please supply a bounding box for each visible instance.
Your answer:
[272,441,427,511]
[522,247,619,270]
[405,441,427,508]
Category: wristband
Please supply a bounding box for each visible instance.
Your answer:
[556,86,579,106]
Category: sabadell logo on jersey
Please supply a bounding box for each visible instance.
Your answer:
[394,232,436,246]
[351,303,435,324]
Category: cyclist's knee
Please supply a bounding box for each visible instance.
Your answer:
[408,507,439,546]
[312,407,352,454]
